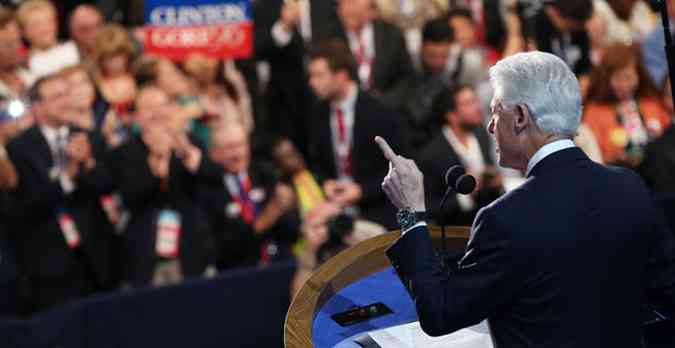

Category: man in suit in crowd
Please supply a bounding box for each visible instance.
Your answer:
[335,0,415,100]
[254,0,341,156]
[376,51,675,346]
[531,0,593,76]
[417,84,502,226]
[6,74,115,313]
[307,39,408,229]
[385,18,455,148]
[200,122,299,270]
[109,86,221,287]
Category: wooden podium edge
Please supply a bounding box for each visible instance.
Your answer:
[284,225,470,348]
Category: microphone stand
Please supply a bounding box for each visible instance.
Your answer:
[658,0,675,105]
[438,189,453,274]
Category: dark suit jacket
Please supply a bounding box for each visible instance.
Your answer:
[309,90,409,229]
[416,128,496,225]
[254,0,340,155]
[6,126,115,287]
[387,147,675,347]
[640,125,675,193]
[199,161,299,270]
[109,134,222,286]
[533,10,591,76]
[335,20,415,99]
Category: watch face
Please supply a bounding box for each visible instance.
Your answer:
[397,209,413,227]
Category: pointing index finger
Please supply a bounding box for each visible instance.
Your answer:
[375,136,397,161]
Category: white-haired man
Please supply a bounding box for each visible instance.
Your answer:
[376,51,675,347]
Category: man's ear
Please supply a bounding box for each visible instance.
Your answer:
[513,104,531,135]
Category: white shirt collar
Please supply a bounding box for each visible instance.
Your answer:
[526,139,576,176]
[332,82,358,112]
[40,125,68,146]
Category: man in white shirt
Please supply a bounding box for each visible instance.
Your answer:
[307,39,409,228]
[335,0,415,98]
[417,84,503,225]
[375,51,675,346]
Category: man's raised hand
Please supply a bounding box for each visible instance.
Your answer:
[374,136,426,212]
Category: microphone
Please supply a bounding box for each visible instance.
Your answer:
[438,165,476,273]
[439,165,476,208]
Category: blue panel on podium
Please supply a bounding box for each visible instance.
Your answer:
[312,267,418,347]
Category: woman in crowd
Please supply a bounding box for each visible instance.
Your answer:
[182,53,254,134]
[583,42,671,168]
[92,24,137,122]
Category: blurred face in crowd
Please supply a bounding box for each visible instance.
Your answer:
[157,59,192,97]
[272,138,306,176]
[308,58,341,101]
[65,69,96,110]
[338,0,373,33]
[422,41,450,75]
[610,62,638,102]
[35,77,72,128]
[23,7,57,50]
[448,87,483,130]
[69,6,103,55]
[209,123,250,173]
[183,53,219,86]
[135,87,172,131]
[101,53,129,77]
[449,16,477,49]
[0,21,22,69]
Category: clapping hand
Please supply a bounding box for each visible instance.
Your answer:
[375,136,426,211]
[173,131,202,174]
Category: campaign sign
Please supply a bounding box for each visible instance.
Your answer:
[144,0,253,59]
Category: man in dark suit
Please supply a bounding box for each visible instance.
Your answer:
[335,0,415,99]
[109,86,221,287]
[6,74,115,313]
[200,123,298,271]
[253,0,341,156]
[418,84,503,226]
[307,39,409,229]
[376,51,675,346]
[530,0,593,76]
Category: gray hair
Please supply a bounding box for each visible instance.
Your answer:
[489,51,582,137]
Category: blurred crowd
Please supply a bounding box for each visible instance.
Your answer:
[0,0,674,316]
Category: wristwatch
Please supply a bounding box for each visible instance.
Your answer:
[396,208,427,231]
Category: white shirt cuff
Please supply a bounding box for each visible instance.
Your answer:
[402,221,427,236]
[59,173,76,194]
[271,21,293,47]
[457,194,475,212]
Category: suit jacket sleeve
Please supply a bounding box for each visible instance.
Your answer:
[6,141,67,221]
[112,143,162,213]
[386,207,525,336]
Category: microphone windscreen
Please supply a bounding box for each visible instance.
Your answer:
[455,174,477,195]
[444,165,466,187]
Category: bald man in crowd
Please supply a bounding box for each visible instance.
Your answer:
[200,122,299,270]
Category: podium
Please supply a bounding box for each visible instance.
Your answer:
[284,226,470,348]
